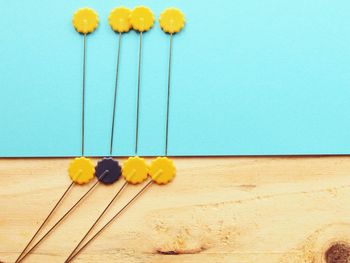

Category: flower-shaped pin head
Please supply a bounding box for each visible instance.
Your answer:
[159,8,185,34]
[68,157,95,184]
[72,8,99,34]
[149,157,176,185]
[122,157,149,184]
[95,158,122,185]
[129,6,155,32]
[109,7,132,33]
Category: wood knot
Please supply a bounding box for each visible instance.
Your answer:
[325,243,350,263]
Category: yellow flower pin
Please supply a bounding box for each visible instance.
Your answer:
[130,6,155,32]
[72,8,99,34]
[122,157,149,184]
[159,8,185,34]
[149,157,176,185]
[109,7,132,33]
[68,157,95,184]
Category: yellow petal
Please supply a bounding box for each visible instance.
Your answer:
[72,8,99,34]
[109,7,132,33]
[122,156,149,184]
[130,6,155,32]
[149,157,176,185]
[68,157,95,184]
[159,8,185,34]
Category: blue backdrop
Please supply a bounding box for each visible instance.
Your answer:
[1,0,350,157]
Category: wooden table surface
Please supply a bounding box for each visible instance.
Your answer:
[1,157,350,263]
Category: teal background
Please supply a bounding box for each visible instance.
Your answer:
[1,0,350,157]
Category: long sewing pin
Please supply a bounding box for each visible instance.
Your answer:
[64,157,124,262]
[108,7,133,156]
[14,8,99,262]
[65,156,175,262]
[159,8,186,156]
[129,6,155,156]
[64,9,134,261]
[73,7,99,156]
[16,157,97,263]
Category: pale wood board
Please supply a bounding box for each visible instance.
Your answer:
[1,157,350,263]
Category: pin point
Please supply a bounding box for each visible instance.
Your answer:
[108,7,132,156]
[73,7,99,156]
[159,8,185,155]
[130,6,155,155]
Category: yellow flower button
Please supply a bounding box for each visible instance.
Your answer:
[72,8,99,34]
[130,6,155,32]
[68,157,95,184]
[109,7,132,33]
[122,157,148,184]
[159,8,185,34]
[149,157,176,185]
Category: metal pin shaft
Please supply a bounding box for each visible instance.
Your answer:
[17,171,109,263]
[165,33,173,156]
[65,181,128,262]
[82,33,87,156]
[135,32,143,156]
[65,180,153,263]
[14,181,75,263]
[110,32,122,156]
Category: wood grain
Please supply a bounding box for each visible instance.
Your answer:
[1,157,350,263]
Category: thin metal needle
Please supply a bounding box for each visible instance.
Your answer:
[65,32,128,262]
[16,171,109,263]
[110,32,122,156]
[82,33,87,156]
[14,181,75,263]
[165,33,173,156]
[65,181,128,262]
[65,180,153,263]
[135,32,143,156]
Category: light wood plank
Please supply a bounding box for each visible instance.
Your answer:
[0,157,350,263]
